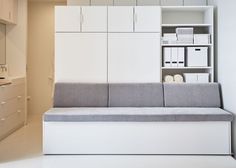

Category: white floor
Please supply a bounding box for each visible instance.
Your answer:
[0,115,236,168]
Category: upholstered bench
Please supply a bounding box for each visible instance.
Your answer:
[43,83,233,155]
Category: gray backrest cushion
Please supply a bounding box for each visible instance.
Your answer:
[164,83,222,107]
[109,83,164,107]
[54,83,108,107]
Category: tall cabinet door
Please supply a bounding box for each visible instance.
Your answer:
[108,33,160,83]
[108,6,133,32]
[134,6,161,32]
[81,6,107,32]
[55,6,81,32]
[55,33,107,83]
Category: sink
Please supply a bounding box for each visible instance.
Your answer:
[0,79,12,86]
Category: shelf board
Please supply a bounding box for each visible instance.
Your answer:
[162,24,212,27]
[161,67,213,70]
[161,6,214,12]
[161,44,212,47]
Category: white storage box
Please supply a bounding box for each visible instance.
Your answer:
[194,34,211,44]
[198,73,209,83]
[184,73,209,83]
[187,47,208,67]
[184,73,198,83]
[184,0,207,6]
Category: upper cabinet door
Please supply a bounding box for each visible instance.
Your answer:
[55,6,81,32]
[134,6,161,32]
[81,6,107,32]
[0,0,17,24]
[108,6,133,32]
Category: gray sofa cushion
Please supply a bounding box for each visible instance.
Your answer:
[44,107,233,122]
[109,83,164,107]
[53,83,108,107]
[164,83,221,107]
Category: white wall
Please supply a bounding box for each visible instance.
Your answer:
[208,0,236,157]
[6,0,27,77]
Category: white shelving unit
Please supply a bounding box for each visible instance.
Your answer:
[161,6,214,83]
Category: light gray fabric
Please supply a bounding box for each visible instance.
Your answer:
[53,83,108,107]
[164,83,222,107]
[44,107,233,122]
[109,83,164,107]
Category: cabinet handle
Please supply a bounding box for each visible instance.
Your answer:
[1,118,5,121]
[17,110,21,114]
[17,96,22,99]
[1,102,6,105]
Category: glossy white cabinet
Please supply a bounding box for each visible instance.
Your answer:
[55,6,81,32]
[134,6,161,32]
[55,33,107,83]
[108,33,160,83]
[0,78,25,140]
[108,6,133,32]
[81,6,107,32]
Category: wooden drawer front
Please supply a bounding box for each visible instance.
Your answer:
[0,108,25,138]
[0,95,25,118]
[0,84,25,101]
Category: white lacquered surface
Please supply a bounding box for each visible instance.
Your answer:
[0,115,236,168]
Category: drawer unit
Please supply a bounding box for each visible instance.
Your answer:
[0,77,26,140]
[0,108,25,139]
[0,95,25,118]
[0,84,25,101]
[187,47,208,67]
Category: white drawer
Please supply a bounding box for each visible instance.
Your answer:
[0,84,25,101]
[0,95,25,118]
[0,109,25,139]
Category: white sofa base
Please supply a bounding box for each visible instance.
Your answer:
[43,121,231,155]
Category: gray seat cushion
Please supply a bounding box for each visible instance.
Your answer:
[44,107,233,122]
[164,83,221,107]
[53,83,108,107]
[109,83,164,107]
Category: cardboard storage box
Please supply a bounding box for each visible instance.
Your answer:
[187,47,208,67]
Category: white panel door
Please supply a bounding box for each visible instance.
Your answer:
[81,6,107,32]
[55,33,107,83]
[108,33,160,83]
[134,6,161,32]
[108,6,133,32]
[55,6,81,32]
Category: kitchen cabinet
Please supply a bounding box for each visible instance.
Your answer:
[0,0,17,24]
[0,78,25,140]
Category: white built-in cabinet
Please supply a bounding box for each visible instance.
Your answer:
[108,6,133,32]
[55,6,161,83]
[81,6,107,32]
[108,6,161,32]
[108,33,160,83]
[55,33,107,83]
[55,6,81,32]
[134,6,161,32]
